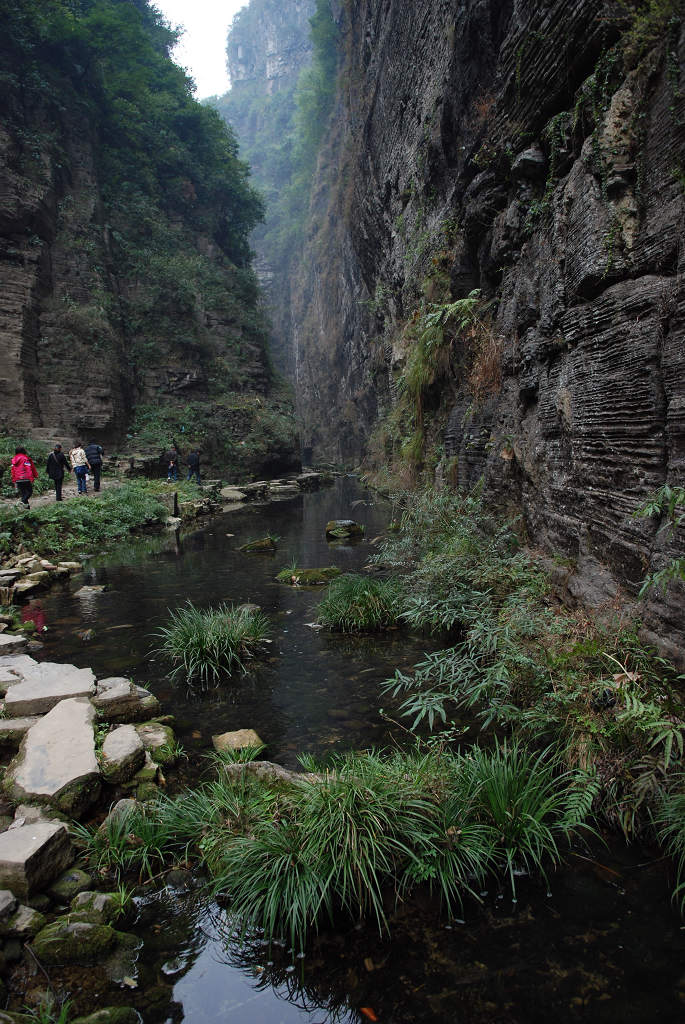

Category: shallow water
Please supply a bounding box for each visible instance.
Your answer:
[23,478,685,1023]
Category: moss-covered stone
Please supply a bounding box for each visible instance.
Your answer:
[135,781,160,802]
[70,890,119,925]
[239,536,277,552]
[31,919,118,964]
[276,566,342,586]
[48,867,92,903]
[325,520,364,538]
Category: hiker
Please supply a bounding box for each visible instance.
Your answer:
[10,447,38,509]
[46,443,70,502]
[186,448,201,484]
[84,440,104,492]
[69,442,91,495]
[166,445,179,482]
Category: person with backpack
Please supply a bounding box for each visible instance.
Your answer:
[46,443,70,502]
[69,443,91,495]
[84,441,104,492]
[186,449,201,485]
[10,447,38,508]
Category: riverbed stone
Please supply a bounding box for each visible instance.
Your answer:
[220,486,247,501]
[0,822,73,899]
[1,903,46,938]
[135,722,175,763]
[0,635,27,654]
[71,891,119,925]
[325,519,365,538]
[47,867,92,903]
[100,726,145,784]
[212,728,264,754]
[72,1008,141,1024]
[0,891,17,920]
[58,562,82,571]
[128,751,158,786]
[239,536,277,552]
[5,698,100,817]
[0,718,40,746]
[4,662,96,717]
[31,919,120,964]
[92,678,161,722]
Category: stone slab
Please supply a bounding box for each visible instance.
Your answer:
[92,678,160,722]
[0,717,40,746]
[4,662,96,716]
[0,635,27,654]
[101,725,145,784]
[0,822,73,899]
[220,486,247,501]
[6,698,100,817]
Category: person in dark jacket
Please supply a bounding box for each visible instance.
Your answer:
[186,449,201,484]
[10,447,38,508]
[46,443,70,502]
[84,441,104,492]
[165,445,179,482]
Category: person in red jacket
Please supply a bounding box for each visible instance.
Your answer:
[10,447,39,509]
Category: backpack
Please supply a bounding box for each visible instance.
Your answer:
[13,458,33,481]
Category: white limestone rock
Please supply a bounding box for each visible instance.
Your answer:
[100,726,145,784]
[4,662,96,716]
[6,698,100,817]
[0,821,73,899]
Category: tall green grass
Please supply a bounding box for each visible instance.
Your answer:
[81,746,591,946]
[316,574,403,631]
[154,601,271,687]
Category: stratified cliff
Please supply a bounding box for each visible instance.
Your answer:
[289,0,685,656]
[0,0,297,477]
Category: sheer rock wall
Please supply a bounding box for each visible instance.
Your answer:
[292,0,685,658]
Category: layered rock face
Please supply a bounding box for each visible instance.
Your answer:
[290,0,685,655]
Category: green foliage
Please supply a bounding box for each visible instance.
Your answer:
[109,745,591,946]
[154,601,271,688]
[0,481,168,558]
[377,488,685,837]
[634,484,685,594]
[22,996,72,1024]
[316,575,404,632]
[654,784,685,910]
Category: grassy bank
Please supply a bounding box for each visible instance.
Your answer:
[74,742,591,948]
[0,482,169,559]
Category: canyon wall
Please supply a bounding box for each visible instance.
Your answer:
[0,0,295,478]
[289,0,685,656]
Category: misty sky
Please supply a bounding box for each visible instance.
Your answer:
[154,0,249,98]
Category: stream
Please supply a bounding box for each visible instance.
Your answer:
[22,478,685,1023]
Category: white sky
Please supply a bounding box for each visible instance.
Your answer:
[153,0,249,98]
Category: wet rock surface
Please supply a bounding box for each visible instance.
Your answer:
[0,822,73,899]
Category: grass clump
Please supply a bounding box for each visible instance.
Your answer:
[276,565,342,586]
[316,574,404,632]
[85,745,590,947]
[154,601,271,687]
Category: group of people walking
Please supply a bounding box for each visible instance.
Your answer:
[10,441,104,508]
[165,444,201,485]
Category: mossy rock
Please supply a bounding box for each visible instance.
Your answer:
[135,722,175,764]
[70,891,119,925]
[48,867,92,903]
[239,536,277,552]
[276,566,342,586]
[325,520,364,538]
[31,920,119,964]
[136,781,160,801]
[72,1008,141,1024]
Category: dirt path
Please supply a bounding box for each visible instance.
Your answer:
[1,475,122,510]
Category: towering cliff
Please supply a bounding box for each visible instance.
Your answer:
[285,0,685,655]
[212,0,317,376]
[0,0,297,477]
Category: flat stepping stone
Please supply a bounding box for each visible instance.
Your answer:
[4,662,95,716]
[0,635,27,654]
[6,698,100,817]
[0,890,17,920]
[0,821,73,899]
[101,726,145,784]
[0,903,46,938]
[92,678,160,722]
[220,486,247,501]
[0,717,40,746]
[212,728,264,754]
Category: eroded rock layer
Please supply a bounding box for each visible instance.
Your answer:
[290,0,685,655]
